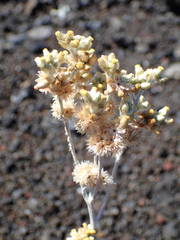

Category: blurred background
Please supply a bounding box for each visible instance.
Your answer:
[0,0,180,239]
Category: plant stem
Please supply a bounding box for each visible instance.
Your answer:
[97,150,123,221]
[63,119,79,165]
[57,97,79,165]
[81,187,95,228]
[57,96,96,226]
[86,199,95,228]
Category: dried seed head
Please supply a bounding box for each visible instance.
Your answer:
[72,161,113,187]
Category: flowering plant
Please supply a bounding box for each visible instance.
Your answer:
[34,30,172,239]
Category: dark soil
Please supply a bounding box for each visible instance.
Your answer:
[0,0,180,239]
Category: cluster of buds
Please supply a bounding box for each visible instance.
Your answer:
[120,64,166,89]
[66,223,96,240]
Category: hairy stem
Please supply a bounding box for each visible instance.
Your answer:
[97,150,123,221]
[57,96,96,226]
[81,187,96,228]
[57,97,79,165]
[63,119,79,165]
[87,199,95,228]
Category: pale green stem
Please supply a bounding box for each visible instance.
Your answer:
[57,97,79,165]
[81,186,95,228]
[57,97,96,226]
[97,150,123,221]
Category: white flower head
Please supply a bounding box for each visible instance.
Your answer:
[72,161,113,187]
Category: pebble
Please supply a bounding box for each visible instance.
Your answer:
[155,214,167,225]
[11,87,35,104]
[0,39,14,54]
[27,198,38,209]
[163,222,178,239]
[28,26,52,40]
[9,139,21,152]
[6,162,17,173]
[164,62,180,80]
[135,43,149,54]
[34,15,52,26]
[24,209,32,215]
[40,230,50,240]
[24,0,38,16]
[78,0,91,8]
[110,17,123,31]
[2,113,16,128]
[173,44,180,60]
[18,227,27,235]
[50,5,71,21]
[84,20,102,32]
[163,161,174,171]
[7,33,26,45]
[106,207,119,216]
[12,189,23,199]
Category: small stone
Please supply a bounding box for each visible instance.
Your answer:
[121,233,132,240]
[84,20,102,32]
[51,5,70,21]
[110,17,123,31]
[18,227,27,235]
[40,230,50,240]
[105,217,113,226]
[6,162,17,173]
[138,198,146,207]
[2,113,16,128]
[135,43,149,53]
[164,62,180,80]
[24,209,31,215]
[24,0,38,16]
[155,214,167,225]
[78,0,91,8]
[34,15,52,26]
[11,87,35,104]
[28,26,52,40]
[106,207,119,216]
[163,161,174,171]
[27,198,38,209]
[173,44,180,59]
[12,189,23,199]
[163,222,178,239]
[9,139,21,152]
[7,33,26,45]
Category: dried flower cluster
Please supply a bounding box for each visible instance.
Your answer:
[66,223,96,240]
[34,30,173,234]
[73,161,113,187]
[35,30,172,157]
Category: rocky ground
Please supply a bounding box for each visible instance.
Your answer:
[0,0,180,239]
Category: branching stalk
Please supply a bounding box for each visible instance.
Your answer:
[57,96,96,227]
[97,150,123,221]
[57,97,79,165]
[81,186,96,228]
